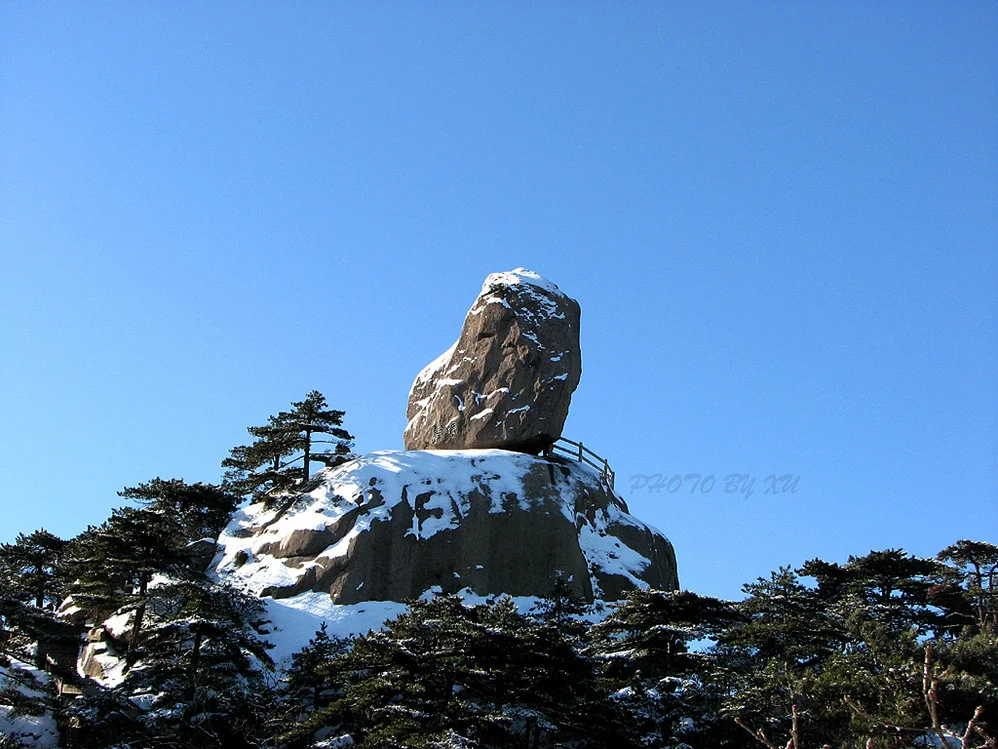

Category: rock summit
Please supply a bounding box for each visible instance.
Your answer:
[403,269,582,454]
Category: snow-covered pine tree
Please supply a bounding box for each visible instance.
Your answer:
[285,622,349,712]
[529,572,593,645]
[586,589,739,748]
[289,594,638,749]
[0,597,55,720]
[63,506,187,658]
[116,576,275,747]
[590,589,738,685]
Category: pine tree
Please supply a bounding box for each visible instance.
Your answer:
[714,548,995,749]
[591,589,739,685]
[60,485,275,748]
[529,572,593,644]
[0,630,50,742]
[812,546,998,748]
[125,577,273,694]
[937,539,998,634]
[286,622,349,712]
[0,530,67,610]
[62,478,238,648]
[716,566,850,749]
[835,548,943,636]
[587,589,741,748]
[118,477,239,544]
[64,577,275,749]
[62,688,144,749]
[291,595,638,748]
[63,506,187,658]
[0,592,77,741]
[223,391,354,502]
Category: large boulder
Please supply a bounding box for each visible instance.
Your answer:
[215,450,678,605]
[403,269,582,454]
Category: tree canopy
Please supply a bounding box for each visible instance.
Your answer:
[222,390,354,502]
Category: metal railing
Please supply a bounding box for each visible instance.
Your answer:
[545,437,615,490]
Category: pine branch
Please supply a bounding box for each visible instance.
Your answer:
[923,643,949,749]
[733,717,791,749]
[957,705,995,749]
[842,695,925,734]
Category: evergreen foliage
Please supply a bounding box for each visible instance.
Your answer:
[117,477,239,544]
[57,480,276,748]
[62,574,276,749]
[222,390,354,502]
[588,589,741,748]
[63,506,187,656]
[0,530,67,610]
[715,566,851,748]
[709,549,998,749]
[937,539,998,634]
[285,622,350,712]
[288,594,639,748]
[591,588,740,683]
[529,572,594,643]
[108,578,275,748]
[5,529,997,748]
[0,532,74,738]
[0,615,50,718]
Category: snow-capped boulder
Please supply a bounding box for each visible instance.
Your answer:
[216,450,677,606]
[403,269,582,454]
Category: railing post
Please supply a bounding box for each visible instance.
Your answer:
[578,441,584,461]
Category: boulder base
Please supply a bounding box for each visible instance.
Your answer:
[216,450,678,605]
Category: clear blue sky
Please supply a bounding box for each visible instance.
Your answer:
[2,2,995,601]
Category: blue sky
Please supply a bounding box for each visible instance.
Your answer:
[2,2,995,601]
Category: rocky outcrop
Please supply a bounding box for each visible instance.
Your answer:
[216,450,678,605]
[403,269,582,454]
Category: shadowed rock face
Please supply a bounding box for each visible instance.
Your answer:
[216,450,678,605]
[403,269,582,454]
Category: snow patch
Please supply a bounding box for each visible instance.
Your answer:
[0,657,60,749]
[410,341,458,396]
[480,268,564,298]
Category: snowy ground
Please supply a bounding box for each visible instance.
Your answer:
[0,656,60,749]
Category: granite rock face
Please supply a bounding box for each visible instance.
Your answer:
[403,269,582,454]
[215,450,678,605]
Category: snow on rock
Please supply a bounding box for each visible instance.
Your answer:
[215,449,678,625]
[0,657,61,749]
[403,268,582,453]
